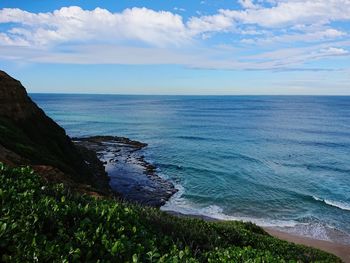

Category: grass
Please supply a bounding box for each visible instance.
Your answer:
[0,163,341,262]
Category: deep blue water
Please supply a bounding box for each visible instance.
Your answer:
[30,94,350,244]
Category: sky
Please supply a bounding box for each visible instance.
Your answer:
[0,0,349,95]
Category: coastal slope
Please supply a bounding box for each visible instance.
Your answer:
[0,70,342,262]
[0,164,341,262]
[0,70,109,192]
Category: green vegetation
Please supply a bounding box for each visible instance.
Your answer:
[0,117,99,187]
[0,117,76,174]
[0,164,340,262]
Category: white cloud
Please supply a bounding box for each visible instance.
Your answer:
[243,28,347,44]
[1,2,349,49]
[0,42,348,71]
[238,0,261,9]
[0,3,349,71]
[223,0,350,28]
[0,7,190,47]
[0,6,238,47]
[174,7,186,12]
[187,14,234,35]
[0,32,29,46]
[245,43,350,69]
[316,47,349,57]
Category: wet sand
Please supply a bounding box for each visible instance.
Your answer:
[166,210,349,262]
[265,228,350,263]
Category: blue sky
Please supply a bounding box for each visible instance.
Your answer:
[0,0,349,94]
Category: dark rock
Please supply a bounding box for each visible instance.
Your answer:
[0,70,175,202]
[74,136,178,207]
[0,70,109,192]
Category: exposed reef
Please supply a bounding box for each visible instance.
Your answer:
[74,136,178,207]
[0,70,176,203]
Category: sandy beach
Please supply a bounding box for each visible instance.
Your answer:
[265,228,350,263]
[166,210,349,262]
[72,135,350,262]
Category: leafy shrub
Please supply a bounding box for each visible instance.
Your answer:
[0,164,341,262]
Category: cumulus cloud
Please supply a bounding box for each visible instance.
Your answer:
[0,2,349,71]
[1,2,349,48]
[0,6,235,48]
[187,14,233,35]
[0,7,190,47]
[222,0,350,28]
[238,0,261,9]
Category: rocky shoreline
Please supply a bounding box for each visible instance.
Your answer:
[74,136,178,207]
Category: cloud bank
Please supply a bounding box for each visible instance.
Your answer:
[0,0,349,70]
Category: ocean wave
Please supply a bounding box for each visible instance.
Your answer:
[161,197,350,244]
[312,196,350,211]
[282,162,350,174]
[276,221,350,244]
[176,135,209,141]
[161,197,300,228]
[267,137,350,149]
[305,141,350,149]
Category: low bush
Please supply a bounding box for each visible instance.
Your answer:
[0,164,340,262]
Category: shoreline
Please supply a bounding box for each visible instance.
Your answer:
[265,228,350,263]
[74,136,177,207]
[165,210,350,262]
[77,135,349,261]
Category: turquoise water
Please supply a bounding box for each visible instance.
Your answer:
[31,94,350,244]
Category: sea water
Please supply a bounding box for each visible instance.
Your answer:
[30,94,350,244]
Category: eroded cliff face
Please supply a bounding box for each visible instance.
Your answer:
[0,71,39,120]
[0,70,109,191]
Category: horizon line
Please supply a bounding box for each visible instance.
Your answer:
[28,92,350,97]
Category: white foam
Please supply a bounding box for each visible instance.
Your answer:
[312,196,322,202]
[162,196,350,244]
[324,200,350,211]
[161,193,300,228]
[312,196,350,211]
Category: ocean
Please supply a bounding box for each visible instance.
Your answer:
[30,94,350,244]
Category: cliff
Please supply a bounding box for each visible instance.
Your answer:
[0,70,108,191]
[0,71,342,262]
